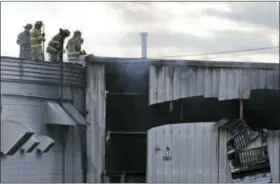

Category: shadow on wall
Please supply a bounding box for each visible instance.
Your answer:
[105,134,147,173]
[149,97,240,128]
[245,89,280,130]
[105,95,241,174]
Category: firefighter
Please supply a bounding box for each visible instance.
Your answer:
[66,30,86,67]
[30,21,45,61]
[16,23,33,60]
[46,29,70,63]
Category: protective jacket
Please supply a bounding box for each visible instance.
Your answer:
[47,34,62,54]
[17,31,31,50]
[30,28,44,51]
[17,31,32,59]
[66,37,82,60]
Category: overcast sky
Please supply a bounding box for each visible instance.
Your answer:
[1,1,279,62]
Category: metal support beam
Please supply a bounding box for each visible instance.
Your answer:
[2,93,73,102]
[107,131,146,135]
[107,92,147,96]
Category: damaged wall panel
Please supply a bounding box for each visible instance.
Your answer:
[149,61,279,105]
[147,122,280,183]
[217,119,272,182]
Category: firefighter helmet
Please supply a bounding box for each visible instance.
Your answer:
[74,30,82,37]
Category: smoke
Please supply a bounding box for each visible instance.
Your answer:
[111,59,150,93]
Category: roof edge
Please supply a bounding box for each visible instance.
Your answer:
[87,56,279,69]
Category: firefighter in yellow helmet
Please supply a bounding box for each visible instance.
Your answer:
[47,29,70,63]
[30,21,45,61]
[66,30,86,67]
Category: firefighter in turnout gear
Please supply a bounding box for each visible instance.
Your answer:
[47,29,70,62]
[66,30,86,67]
[30,21,45,61]
[16,23,33,60]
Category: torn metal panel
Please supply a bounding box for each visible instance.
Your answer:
[149,64,279,105]
[218,119,272,183]
[147,122,279,183]
[216,119,247,135]
[45,101,76,126]
[36,135,55,153]
[228,127,261,151]
[21,135,40,153]
[1,119,34,155]
[62,102,88,125]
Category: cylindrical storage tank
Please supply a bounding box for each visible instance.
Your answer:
[147,123,280,183]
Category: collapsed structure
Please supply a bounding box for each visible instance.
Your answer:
[217,119,271,182]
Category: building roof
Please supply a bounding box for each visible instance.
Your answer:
[1,56,85,87]
[89,56,279,69]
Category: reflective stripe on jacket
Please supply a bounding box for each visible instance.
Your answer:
[66,37,81,60]
[30,28,43,50]
[47,34,62,53]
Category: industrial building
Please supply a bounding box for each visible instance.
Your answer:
[0,55,279,183]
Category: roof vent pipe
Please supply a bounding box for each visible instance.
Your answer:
[140,32,148,58]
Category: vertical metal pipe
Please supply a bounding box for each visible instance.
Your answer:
[60,37,64,106]
[278,3,280,181]
[239,99,244,120]
[140,32,148,58]
[59,33,66,183]
[60,126,66,183]
[81,68,88,183]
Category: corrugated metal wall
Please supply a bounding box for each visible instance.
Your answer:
[267,130,280,183]
[147,123,280,183]
[149,63,279,105]
[86,62,106,182]
[0,57,85,182]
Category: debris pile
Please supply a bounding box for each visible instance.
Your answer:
[217,119,271,183]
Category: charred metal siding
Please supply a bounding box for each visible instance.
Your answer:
[0,57,85,182]
[91,57,150,181]
[147,123,280,183]
[85,63,106,182]
[149,61,279,105]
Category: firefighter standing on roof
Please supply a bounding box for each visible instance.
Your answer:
[66,30,86,67]
[30,21,45,61]
[47,29,70,63]
[16,23,33,60]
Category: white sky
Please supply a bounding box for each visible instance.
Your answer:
[1,1,279,62]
